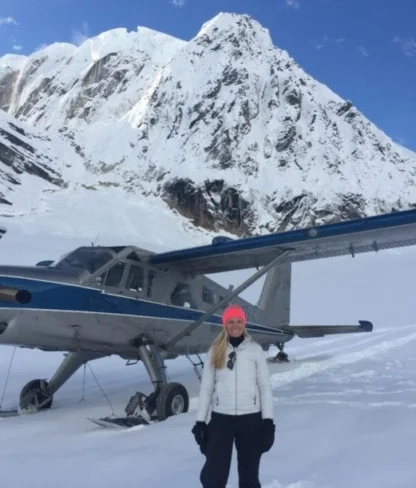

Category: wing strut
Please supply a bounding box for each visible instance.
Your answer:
[163,248,292,350]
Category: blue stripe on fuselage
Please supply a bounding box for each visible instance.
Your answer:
[0,276,281,335]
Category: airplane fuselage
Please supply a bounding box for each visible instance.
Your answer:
[0,245,293,359]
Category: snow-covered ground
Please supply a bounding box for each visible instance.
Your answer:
[1,222,416,487]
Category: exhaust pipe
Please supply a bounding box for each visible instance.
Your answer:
[0,287,32,304]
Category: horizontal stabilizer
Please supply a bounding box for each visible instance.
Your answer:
[281,320,373,338]
[0,226,6,240]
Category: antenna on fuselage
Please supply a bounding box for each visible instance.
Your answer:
[91,233,100,247]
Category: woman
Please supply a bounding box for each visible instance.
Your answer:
[192,303,275,488]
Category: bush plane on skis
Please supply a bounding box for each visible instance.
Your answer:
[1,209,416,428]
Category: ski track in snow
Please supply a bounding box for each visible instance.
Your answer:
[269,323,416,389]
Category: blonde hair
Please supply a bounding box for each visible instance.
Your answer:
[210,328,249,369]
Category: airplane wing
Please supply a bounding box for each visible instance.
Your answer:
[149,208,416,274]
[0,226,6,240]
[281,320,373,338]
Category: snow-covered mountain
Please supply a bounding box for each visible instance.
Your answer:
[1,12,416,237]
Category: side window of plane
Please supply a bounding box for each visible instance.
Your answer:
[217,296,226,311]
[147,270,156,297]
[126,265,144,293]
[202,286,214,305]
[104,262,126,288]
[171,283,196,308]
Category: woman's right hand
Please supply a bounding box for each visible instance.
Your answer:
[192,421,209,454]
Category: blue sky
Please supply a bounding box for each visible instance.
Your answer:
[0,0,415,151]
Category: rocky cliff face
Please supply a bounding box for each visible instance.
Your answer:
[0,13,415,237]
[0,110,69,210]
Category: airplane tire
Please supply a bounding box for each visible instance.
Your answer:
[19,379,53,411]
[156,382,189,421]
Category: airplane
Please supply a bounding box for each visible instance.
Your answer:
[1,208,416,428]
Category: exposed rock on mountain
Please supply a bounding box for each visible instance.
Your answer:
[0,111,69,209]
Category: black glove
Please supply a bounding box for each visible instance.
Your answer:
[261,418,275,453]
[192,421,209,454]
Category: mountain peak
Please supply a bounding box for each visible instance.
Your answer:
[198,11,266,33]
[195,12,275,54]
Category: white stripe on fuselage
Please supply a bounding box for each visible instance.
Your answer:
[0,307,285,336]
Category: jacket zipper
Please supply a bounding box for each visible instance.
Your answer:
[234,345,237,415]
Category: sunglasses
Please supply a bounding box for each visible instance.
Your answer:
[227,351,236,370]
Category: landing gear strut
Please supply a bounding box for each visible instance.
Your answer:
[89,335,189,429]
[19,351,104,412]
[271,343,290,363]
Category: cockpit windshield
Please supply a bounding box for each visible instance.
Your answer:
[53,247,115,274]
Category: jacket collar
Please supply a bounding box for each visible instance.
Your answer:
[227,335,252,350]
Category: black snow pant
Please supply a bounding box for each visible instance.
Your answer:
[200,411,263,488]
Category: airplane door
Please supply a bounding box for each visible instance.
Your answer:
[90,262,127,311]
[98,262,127,292]
[88,261,130,341]
[124,264,145,297]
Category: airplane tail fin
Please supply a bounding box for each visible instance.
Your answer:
[257,262,291,328]
[0,226,6,240]
[256,263,374,338]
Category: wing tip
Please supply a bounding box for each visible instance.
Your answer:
[358,320,373,332]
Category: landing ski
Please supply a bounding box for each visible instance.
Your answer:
[87,415,151,429]
[0,409,19,418]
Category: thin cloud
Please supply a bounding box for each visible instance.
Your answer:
[171,0,186,7]
[358,45,369,57]
[12,44,22,51]
[286,0,300,8]
[0,16,17,25]
[71,20,90,46]
[394,36,416,57]
[394,136,406,146]
[314,36,346,50]
[34,43,48,53]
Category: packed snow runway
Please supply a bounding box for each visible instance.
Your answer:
[1,228,416,487]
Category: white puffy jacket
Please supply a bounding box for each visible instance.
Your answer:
[195,336,274,422]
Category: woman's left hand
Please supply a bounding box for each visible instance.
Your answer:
[261,418,275,452]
